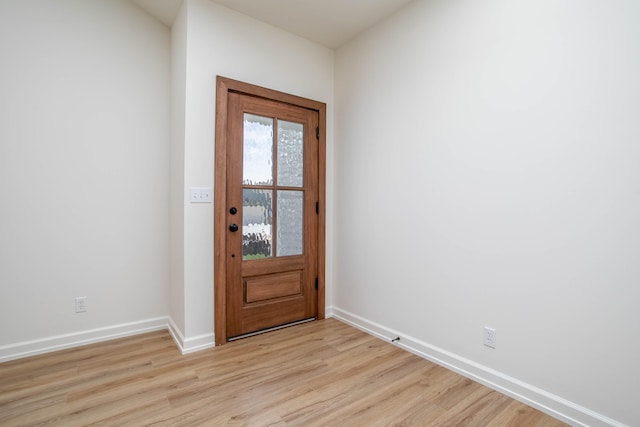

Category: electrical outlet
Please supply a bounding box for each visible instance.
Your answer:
[75,296,87,313]
[483,326,496,348]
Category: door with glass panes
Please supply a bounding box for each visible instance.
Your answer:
[225,92,318,339]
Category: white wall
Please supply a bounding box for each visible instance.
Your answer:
[169,0,187,338]
[171,0,334,343]
[0,0,171,356]
[334,0,639,425]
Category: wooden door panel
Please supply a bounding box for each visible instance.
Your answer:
[225,91,319,339]
[214,77,326,345]
[239,300,307,335]
[245,271,302,304]
[241,256,305,276]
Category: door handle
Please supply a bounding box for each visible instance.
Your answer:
[229,224,239,232]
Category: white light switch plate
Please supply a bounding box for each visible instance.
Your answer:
[190,187,213,203]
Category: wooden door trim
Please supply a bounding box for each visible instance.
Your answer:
[214,76,326,345]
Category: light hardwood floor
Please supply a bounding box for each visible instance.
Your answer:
[0,319,566,426]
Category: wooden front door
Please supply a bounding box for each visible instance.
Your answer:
[215,78,325,342]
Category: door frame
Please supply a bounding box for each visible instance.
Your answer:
[214,76,326,345]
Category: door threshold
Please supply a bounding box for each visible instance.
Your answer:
[227,317,316,342]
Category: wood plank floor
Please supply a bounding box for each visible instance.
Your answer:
[0,319,566,426]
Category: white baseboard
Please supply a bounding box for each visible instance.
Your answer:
[0,317,169,363]
[329,307,623,427]
[167,316,215,354]
[1,316,217,363]
[325,305,335,318]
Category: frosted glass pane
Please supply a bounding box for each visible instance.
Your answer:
[243,114,273,185]
[277,120,303,187]
[243,189,272,260]
[277,190,303,257]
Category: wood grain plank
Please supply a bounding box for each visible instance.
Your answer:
[0,319,567,426]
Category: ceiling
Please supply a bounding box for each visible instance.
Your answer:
[131,0,415,49]
[131,0,184,27]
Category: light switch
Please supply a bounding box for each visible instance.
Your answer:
[190,187,213,203]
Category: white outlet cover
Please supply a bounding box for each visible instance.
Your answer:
[75,296,87,313]
[190,187,213,203]
[484,326,497,348]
